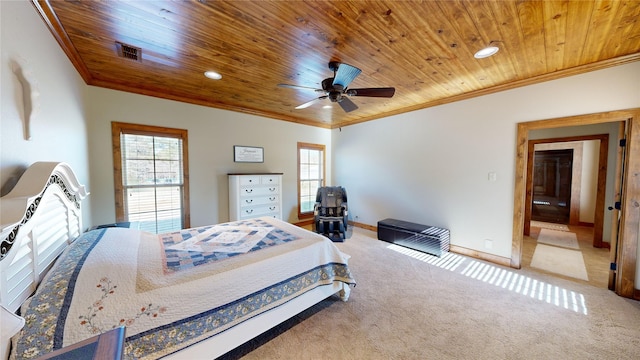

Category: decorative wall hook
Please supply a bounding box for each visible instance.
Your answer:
[10,58,40,141]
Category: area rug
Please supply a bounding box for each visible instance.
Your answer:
[537,228,579,249]
[531,221,570,231]
[530,243,589,281]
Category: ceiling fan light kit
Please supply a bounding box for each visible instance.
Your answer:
[279,61,396,113]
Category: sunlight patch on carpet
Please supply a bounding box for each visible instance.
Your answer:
[537,228,579,249]
[386,243,588,315]
[385,244,466,271]
[530,244,588,281]
[459,260,588,315]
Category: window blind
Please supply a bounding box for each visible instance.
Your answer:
[121,133,184,233]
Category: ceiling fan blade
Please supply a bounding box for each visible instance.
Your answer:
[346,87,395,98]
[338,97,358,113]
[278,83,324,93]
[295,95,328,110]
[332,63,362,88]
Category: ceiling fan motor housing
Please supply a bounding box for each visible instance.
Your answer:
[322,77,345,102]
[322,78,335,91]
[329,91,343,102]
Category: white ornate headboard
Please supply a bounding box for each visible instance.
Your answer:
[0,162,88,313]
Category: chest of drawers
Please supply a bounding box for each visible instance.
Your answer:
[228,173,283,221]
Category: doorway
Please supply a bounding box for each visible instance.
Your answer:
[524,135,609,246]
[511,109,640,299]
[525,138,608,287]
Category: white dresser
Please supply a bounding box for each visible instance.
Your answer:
[228,173,283,221]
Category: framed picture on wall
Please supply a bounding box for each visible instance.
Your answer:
[234,146,264,163]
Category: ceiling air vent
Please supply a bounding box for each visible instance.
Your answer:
[116,42,142,62]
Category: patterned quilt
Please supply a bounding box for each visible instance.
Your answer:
[11,217,355,359]
[161,218,302,271]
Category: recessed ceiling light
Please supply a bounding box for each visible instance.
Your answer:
[474,46,499,59]
[323,105,332,109]
[204,70,222,80]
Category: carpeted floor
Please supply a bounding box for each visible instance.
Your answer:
[218,227,640,360]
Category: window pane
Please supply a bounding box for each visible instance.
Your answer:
[126,186,182,233]
[309,150,320,164]
[301,195,315,213]
[125,187,156,215]
[300,149,309,163]
[308,165,320,179]
[300,164,310,180]
[156,186,181,208]
[155,160,182,184]
[154,137,181,160]
[124,159,155,186]
[129,212,158,233]
[156,209,182,233]
[301,180,310,197]
[123,134,154,159]
[309,180,320,202]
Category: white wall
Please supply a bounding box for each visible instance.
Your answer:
[332,62,640,260]
[85,87,331,227]
[0,0,91,225]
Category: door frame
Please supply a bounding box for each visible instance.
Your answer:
[511,109,640,299]
[608,121,627,290]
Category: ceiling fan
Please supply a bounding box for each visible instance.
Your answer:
[278,61,395,113]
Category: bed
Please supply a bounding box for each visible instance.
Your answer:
[0,162,355,359]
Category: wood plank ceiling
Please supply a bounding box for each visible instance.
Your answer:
[33,0,640,129]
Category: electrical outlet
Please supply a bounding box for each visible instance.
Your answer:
[484,239,493,249]
[488,172,497,182]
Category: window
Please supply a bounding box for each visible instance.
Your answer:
[298,142,325,218]
[112,122,190,233]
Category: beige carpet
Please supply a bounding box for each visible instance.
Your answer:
[536,228,580,249]
[530,243,589,281]
[219,227,640,360]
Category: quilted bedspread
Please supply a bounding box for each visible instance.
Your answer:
[11,217,355,359]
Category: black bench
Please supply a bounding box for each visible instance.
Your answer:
[377,218,450,257]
